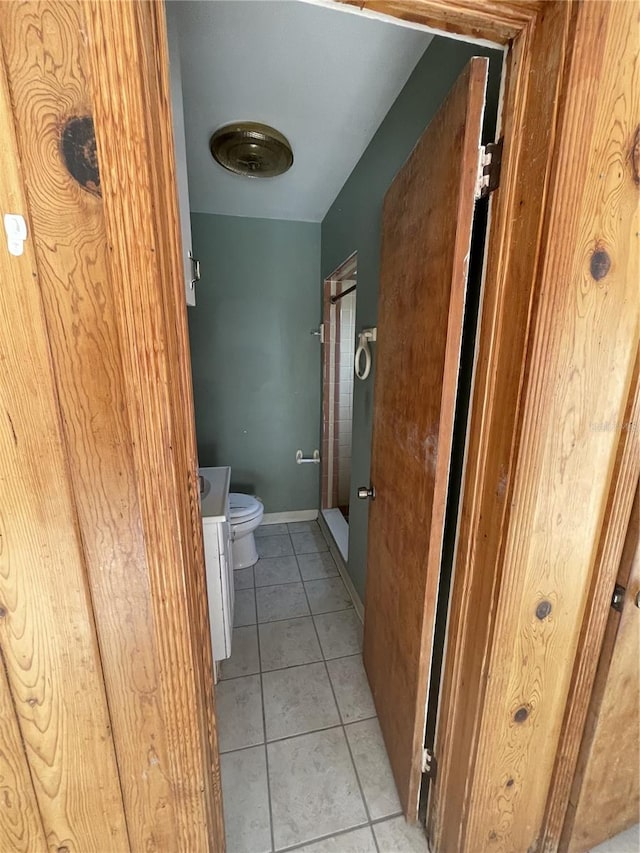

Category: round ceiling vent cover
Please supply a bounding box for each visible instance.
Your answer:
[209,122,293,178]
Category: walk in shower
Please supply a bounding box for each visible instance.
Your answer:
[321,253,357,561]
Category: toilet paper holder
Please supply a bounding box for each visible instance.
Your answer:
[296,449,321,465]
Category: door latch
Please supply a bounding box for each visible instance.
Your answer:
[357,485,375,500]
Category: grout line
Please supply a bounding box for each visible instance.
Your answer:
[265,719,349,746]
[300,577,374,829]
[221,649,368,683]
[279,820,374,852]
[370,812,404,825]
[256,598,276,853]
[235,603,355,630]
[219,716,380,754]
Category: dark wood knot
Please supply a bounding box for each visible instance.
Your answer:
[631,124,640,186]
[60,115,101,197]
[536,600,552,620]
[514,706,529,723]
[590,248,611,281]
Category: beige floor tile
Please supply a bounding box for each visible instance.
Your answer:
[220,625,260,680]
[372,816,429,852]
[254,555,301,587]
[305,577,353,614]
[234,566,254,590]
[256,522,289,537]
[258,616,322,671]
[590,825,640,852]
[291,529,329,555]
[234,588,257,627]
[297,551,340,581]
[346,719,401,820]
[268,728,367,850]
[221,746,271,853]
[326,655,376,723]
[217,674,264,753]
[288,520,321,534]
[314,609,362,659]
[256,582,310,623]
[263,662,339,741]
[293,826,376,852]
[257,534,294,558]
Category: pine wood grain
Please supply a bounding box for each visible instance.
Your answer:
[428,4,572,849]
[0,648,47,852]
[562,483,640,852]
[0,41,128,851]
[83,0,225,847]
[0,3,179,849]
[542,355,640,850]
[364,57,488,820]
[461,1,639,849]
[350,0,543,43]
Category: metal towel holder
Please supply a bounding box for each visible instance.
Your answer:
[355,327,377,380]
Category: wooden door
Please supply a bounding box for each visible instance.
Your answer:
[363,57,488,820]
[562,483,640,852]
[0,2,224,850]
[0,35,128,852]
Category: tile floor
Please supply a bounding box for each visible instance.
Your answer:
[218,519,429,853]
[218,520,637,853]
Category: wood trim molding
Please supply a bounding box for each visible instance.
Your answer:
[339,0,543,43]
[428,4,572,849]
[542,356,640,851]
[439,2,638,850]
[83,1,225,849]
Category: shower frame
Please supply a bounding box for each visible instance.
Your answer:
[320,251,358,518]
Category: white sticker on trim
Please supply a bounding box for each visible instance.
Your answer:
[4,213,27,257]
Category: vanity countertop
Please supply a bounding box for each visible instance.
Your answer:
[199,466,231,523]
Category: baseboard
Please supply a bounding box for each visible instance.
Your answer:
[317,513,364,623]
[262,509,319,524]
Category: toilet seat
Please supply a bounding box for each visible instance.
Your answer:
[229,493,262,523]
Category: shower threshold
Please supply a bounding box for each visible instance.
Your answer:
[321,507,348,563]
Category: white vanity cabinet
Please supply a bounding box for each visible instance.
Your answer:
[200,466,234,661]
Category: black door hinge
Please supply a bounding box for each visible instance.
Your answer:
[475,137,504,199]
[611,583,626,612]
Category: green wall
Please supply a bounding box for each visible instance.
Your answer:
[321,38,503,601]
[188,214,321,512]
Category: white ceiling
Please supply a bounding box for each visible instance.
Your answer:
[172,0,432,222]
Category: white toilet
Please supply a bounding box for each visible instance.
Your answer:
[229,493,264,569]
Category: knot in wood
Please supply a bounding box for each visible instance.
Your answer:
[590,248,611,281]
[535,599,552,620]
[60,115,101,197]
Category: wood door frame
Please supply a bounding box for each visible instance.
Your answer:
[559,479,640,851]
[67,0,635,850]
[82,1,225,848]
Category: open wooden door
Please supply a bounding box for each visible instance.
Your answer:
[363,57,489,820]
